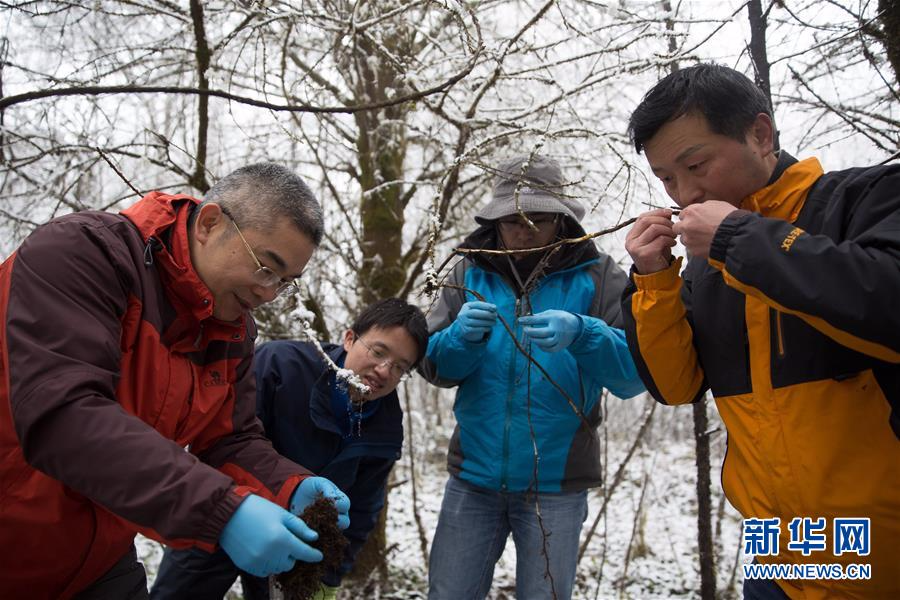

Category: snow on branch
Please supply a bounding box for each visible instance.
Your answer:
[290,305,371,396]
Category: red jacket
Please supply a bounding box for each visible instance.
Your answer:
[0,192,310,599]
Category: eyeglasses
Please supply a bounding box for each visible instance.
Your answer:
[496,213,560,233]
[354,335,412,381]
[219,206,299,297]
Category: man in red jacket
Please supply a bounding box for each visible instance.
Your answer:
[0,163,350,599]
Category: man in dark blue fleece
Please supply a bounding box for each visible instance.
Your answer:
[151,297,428,600]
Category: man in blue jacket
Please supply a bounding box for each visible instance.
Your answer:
[421,154,645,600]
[150,297,428,600]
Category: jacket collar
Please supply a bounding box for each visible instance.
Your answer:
[310,346,348,435]
[741,153,824,222]
[120,191,248,347]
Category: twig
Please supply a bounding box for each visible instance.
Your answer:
[0,43,481,114]
[525,339,558,600]
[96,147,142,198]
[442,283,590,429]
[727,537,743,596]
[578,402,656,562]
[427,214,664,295]
[293,310,370,396]
[880,149,900,165]
[620,470,651,587]
[591,393,612,600]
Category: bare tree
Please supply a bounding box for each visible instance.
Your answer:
[1,0,896,596]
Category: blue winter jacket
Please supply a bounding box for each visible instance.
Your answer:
[255,340,403,585]
[421,248,644,493]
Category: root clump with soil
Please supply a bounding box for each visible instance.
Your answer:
[275,494,349,600]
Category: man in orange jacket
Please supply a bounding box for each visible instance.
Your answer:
[0,163,349,599]
[622,64,900,599]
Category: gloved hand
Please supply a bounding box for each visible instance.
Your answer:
[455,301,498,342]
[290,477,351,530]
[220,494,322,577]
[519,310,583,353]
[311,584,339,600]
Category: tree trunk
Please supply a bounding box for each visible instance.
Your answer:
[188,0,211,192]
[662,4,715,596]
[747,0,779,151]
[346,8,413,579]
[879,0,900,88]
[693,399,716,600]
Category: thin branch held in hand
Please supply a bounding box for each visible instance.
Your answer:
[442,283,590,429]
[427,215,647,295]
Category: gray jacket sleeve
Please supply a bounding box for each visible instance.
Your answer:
[418,259,473,387]
[586,251,629,326]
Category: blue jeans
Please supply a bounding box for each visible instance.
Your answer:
[428,475,588,600]
[149,546,268,600]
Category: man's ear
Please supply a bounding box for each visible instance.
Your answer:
[193,203,226,245]
[749,113,776,157]
[342,329,355,352]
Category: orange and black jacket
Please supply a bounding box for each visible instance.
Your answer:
[622,154,900,599]
[0,192,311,599]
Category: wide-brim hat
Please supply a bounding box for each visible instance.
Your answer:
[475,155,585,224]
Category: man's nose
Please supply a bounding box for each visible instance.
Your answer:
[373,360,392,378]
[251,283,279,304]
[676,178,704,207]
[512,223,537,240]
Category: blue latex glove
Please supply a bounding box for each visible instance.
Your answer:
[455,301,498,342]
[220,494,322,577]
[519,310,583,353]
[290,477,351,530]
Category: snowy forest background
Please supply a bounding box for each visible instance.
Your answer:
[2,1,898,598]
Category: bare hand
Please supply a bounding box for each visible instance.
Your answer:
[625,208,677,274]
[672,201,738,260]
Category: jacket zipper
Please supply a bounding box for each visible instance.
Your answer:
[194,323,204,349]
[775,311,786,358]
[500,298,521,491]
[173,362,195,442]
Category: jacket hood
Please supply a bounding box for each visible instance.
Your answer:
[460,216,599,293]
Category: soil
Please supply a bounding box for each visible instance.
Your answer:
[275,494,349,600]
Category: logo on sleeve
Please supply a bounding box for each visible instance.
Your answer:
[780,227,803,252]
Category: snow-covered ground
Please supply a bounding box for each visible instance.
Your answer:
[138,393,748,599]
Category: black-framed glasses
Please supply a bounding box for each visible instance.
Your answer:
[496,213,560,233]
[354,335,412,381]
[219,206,299,297]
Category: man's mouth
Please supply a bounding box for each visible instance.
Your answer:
[362,375,381,393]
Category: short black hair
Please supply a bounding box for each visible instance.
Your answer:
[628,64,774,154]
[351,298,428,366]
